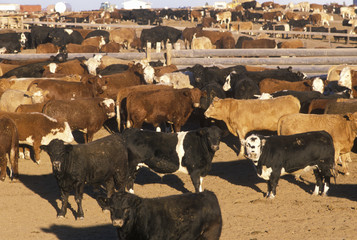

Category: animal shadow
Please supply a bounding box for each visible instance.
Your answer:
[135,167,190,193]
[41,224,117,240]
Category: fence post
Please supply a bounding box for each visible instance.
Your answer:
[166,43,172,66]
[146,42,151,62]
[156,42,161,53]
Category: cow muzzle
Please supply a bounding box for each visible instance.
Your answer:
[193,103,200,108]
[52,161,61,171]
[112,218,124,227]
[211,145,219,151]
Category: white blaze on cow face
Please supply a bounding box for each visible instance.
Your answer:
[223,72,235,91]
[99,36,106,48]
[0,47,6,54]
[64,29,73,35]
[41,121,74,145]
[338,67,352,91]
[175,131,189,174]
[312,77,324,93]
[102,99,116,118]
[48,63,58,73]
[20,32,27,46]
[85,55,103,75]
[143,65,155,84]
[258,166,273,181]
[244,134,265,164]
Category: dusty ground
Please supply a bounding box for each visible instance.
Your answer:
[1,126,357,240]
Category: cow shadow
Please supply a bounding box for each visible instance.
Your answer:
[19,174,99,219]
[41,224,117,240]
[134,167,190,193]
[210,159,265,194]
[282,175,357,201]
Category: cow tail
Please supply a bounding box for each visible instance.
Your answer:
[331,166,338,185]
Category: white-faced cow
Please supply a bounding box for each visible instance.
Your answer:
[244,131,335,199]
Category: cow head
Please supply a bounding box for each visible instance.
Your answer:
[338,67,352,91]
[100,98,116,118]
[243,134,266,165]
[189,88,202,108]
[84,54,103,75]
[97,192,140,230]
[312,77,325,93]
[204,97,225,120]
[199,126,223,152]
[41,139,73,172]
[83,75,107,96]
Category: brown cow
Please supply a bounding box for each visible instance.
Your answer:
[310,13,322,26]
[42,59,88,77]
[278,113,357,175]
[81,36,106,49]
[278,39,304,48]
[263,11,283,22]
[109,28,136,49]
[15,102,46,113]
[100,42,121,52]
[27,77,104,103]
[191,10,203,22]
[259,77,324,93]
[66,43,99,53]
[242,39,276,48]
[98,62,145,99]
[36,43,60,53]
[182,26,203,49]
[0,115,18,181]
[0,111,73,163]
[204,96,301,154]
[310,3,324,12]
[42,98,115,142]
[116,85,173,131]
[201,17,216,28]
[154,64,178,78]
[196,30,234,48]
[284,11,303,20]
[126,88,202,132]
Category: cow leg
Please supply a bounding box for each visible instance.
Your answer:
[267,174,279,199]
[0,156,7,181]
[33,141,41,164]
[190,171,203,192]
[75,183,85,220]
[58,189,70,218]
[322,176,331,197]
[313,168,323,196]
[8,148,18,180]
[340,153,350,175]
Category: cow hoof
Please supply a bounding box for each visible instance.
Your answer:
[0,177,5,181]
[36,160,41,165]
[344,172,350,176]
[19,152,25,159]
[77,216,84,220]
[57,215,65,219]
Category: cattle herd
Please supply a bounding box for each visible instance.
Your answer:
[0,1,357,239]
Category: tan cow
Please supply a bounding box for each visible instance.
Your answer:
[0,63,20,77]
[191,34,214,49]
[190,10,203,22]
[109,28,136,49]
[278,113,357,175]
[216,11,231,27]
[204,95,301,154]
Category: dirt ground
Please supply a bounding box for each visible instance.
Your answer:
[1,126,357,240]
[1,14,357,240]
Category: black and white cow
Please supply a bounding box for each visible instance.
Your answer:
[243,131,335,199]
[40,135,129,219]
[122,126,223,193]
[0,32,28,53]
[97,190,222,240]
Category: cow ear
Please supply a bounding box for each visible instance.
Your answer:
[261,139,266,147]
[97,196,112,210]
[40,145,48,152]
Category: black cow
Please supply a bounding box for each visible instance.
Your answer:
[140,26,182,50]
[85,30,110,43]
[97,190,222,240]
[235,36,253,48]
[97,64,129,75]
[288,19,310,28]
[48,28,84,47]
[244,131,335,199]
[0,32,27,53]
[30,25,55,48]
[242,0,257,10]
[1,60,51,78]
[40,135,129,219]
[245,67,306,84]
[261,22,290,38]
[122,126,223,193]
[223,73,260,99]
[331,27,348,43]
[244,10,263,23]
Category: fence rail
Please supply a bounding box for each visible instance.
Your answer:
[1,48,357,76]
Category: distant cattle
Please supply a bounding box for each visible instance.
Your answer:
[259,77,324,94]
[36,43,60,53]
[109,28,136,49]
[216,11,232,26]
[41,135,129,219]
[191,34,214,49]
[122,126,222,193]
[242,39,276,49]
[97,190,222,240]
[65,43,100,53]
[244,131,335,198]
[140,26,182,50]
